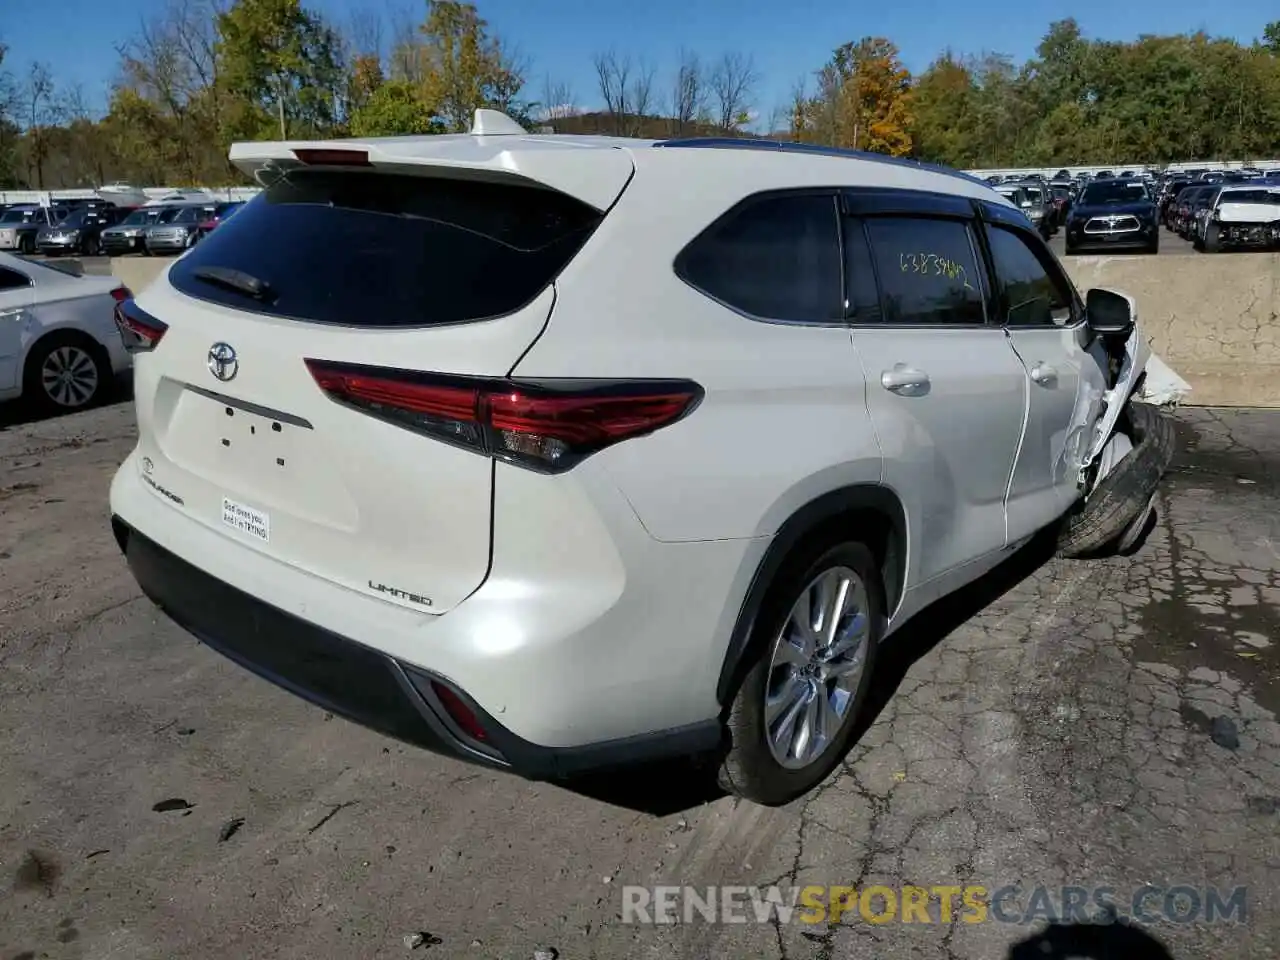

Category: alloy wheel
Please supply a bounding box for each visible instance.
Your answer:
[41,345,99,408]
[764,565,871,769]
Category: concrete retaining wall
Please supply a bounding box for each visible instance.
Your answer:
[1063,253,1280,408]
[111,252,1280,408]
[113,257,174,299]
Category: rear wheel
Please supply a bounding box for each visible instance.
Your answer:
[24,332,110,413]
[718,541,882,806]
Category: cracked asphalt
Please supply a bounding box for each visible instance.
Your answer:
[0,401,1276,960]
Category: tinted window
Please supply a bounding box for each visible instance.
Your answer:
[986,225,1073,327]
[172,170,603,327]
[0,266,30,290]
[678,193,842,322]
[842,219,881,323]
[1081,181,1149,204]
[119,209,150,226]
[864,217,985,326]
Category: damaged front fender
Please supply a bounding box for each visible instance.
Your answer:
[1079,292,1151,477]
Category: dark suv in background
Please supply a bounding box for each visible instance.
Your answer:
[1064,178,1159,254]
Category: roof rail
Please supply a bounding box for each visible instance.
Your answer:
[654,137,992,188]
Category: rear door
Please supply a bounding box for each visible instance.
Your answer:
[844,190,1028,584]
[131,163,617,613]
[0,264,34,391]
[979,206,1108,540]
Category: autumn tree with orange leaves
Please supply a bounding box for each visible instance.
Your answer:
[791,38,913,156]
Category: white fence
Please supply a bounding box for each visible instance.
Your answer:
[965,160,1280,180]
[0,186,262,205]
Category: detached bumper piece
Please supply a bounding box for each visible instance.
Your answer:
[111,518,720,778]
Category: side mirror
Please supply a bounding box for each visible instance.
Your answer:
[1086,288,1136,338]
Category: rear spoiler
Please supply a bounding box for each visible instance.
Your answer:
[228,111,634,212]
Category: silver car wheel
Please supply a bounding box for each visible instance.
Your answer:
[41,345,99,408]
[765,565,870,770]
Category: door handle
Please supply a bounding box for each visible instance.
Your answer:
[880,366,930,393]
[1030,363,1058,385]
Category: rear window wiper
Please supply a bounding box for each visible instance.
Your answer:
[191,265,275,302]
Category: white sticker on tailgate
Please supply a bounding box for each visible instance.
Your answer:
[222,497,270,542]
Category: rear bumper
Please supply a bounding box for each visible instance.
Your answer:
[113,516,722,778]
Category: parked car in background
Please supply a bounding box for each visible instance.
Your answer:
[992,184,1051,237]
[0,252,132,411]
[1159,178,1191,225]
[101,207,168,256]
[1189,185,1222,246]
[196,201,245,238]
[36,206,132,257]
[1048,182,1074,222]
[0,205,68,254]
[1195,184,1280,252]
[1018,182,1057,236]
[1171,185,1208,237]
[1184,187,1220,240]
[1064,177,1158,254]
[144,204,216,254]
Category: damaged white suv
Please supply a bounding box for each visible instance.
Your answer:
[109,113,1173,806]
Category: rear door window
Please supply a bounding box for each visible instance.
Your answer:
[170,170,603,327]
[863,217,987,326]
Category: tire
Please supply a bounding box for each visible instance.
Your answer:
[23,332,111,414]
[84,235,100,257]
[1057,401,1175,559]
[1203,224,1221,253]
[1147,239,1159,255]
[18,233,35,255]
[1065,243,1078,256]
[718,540,883,806]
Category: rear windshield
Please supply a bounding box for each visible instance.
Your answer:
[170,170,603,327]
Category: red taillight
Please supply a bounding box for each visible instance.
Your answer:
[114,298,168,353]
[293,148,371,167]
[304,359,702,473]
[110,286,132,303]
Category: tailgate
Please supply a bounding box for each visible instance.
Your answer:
[129,164,611,614]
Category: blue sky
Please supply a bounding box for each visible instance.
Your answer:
[1,0,1275,121]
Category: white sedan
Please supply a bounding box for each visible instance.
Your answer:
[0,253,132,411]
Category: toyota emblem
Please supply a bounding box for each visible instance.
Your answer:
[208,342,238,382]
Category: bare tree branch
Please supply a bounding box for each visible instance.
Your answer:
[628,58,655,135]
[540,74,578,122]
[346,7,384,59]
[593,50,632,135]
[670,48,703,134]
[709,51,758,133]
[22,62,58,188]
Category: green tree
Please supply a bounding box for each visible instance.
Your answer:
[349,79,442,136]
[911,53,978,165]
[216,0,345,140]
[415,0,529,132]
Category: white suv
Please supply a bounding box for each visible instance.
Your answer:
[109,113,1172,805]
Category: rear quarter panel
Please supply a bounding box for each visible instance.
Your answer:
[510,150,886,545]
